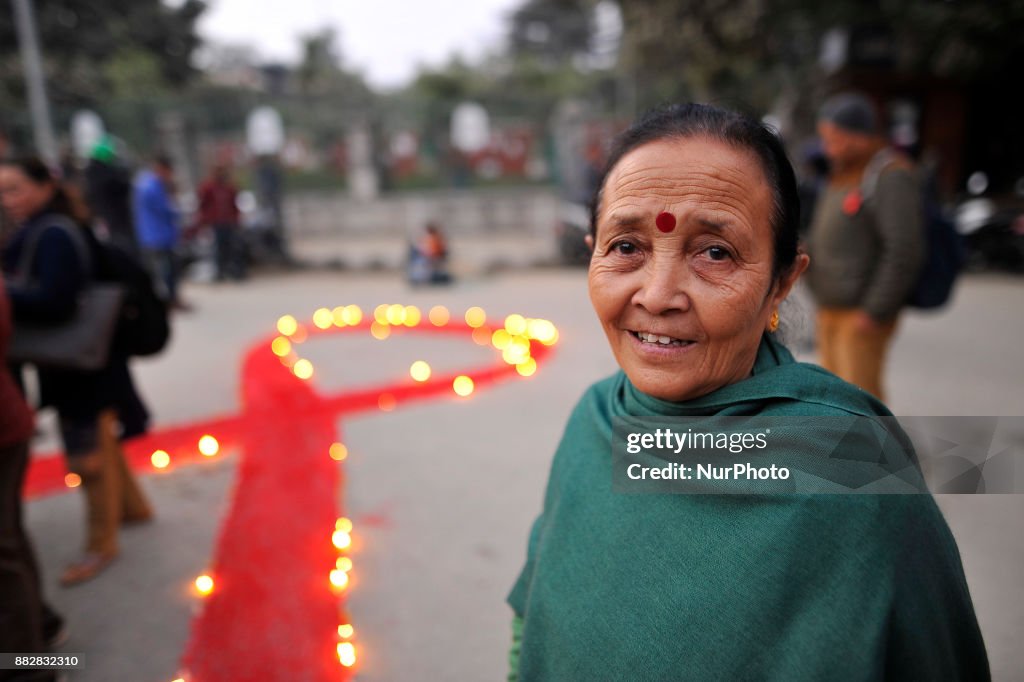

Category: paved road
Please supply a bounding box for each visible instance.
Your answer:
[23,268,1024,681]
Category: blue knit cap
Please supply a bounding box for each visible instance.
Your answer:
[818,92,878,134]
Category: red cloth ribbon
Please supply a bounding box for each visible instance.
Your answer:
[25,317,554,680]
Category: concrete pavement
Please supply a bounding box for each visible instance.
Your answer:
[22,266,1024,681]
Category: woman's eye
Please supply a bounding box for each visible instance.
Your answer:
[612,241,638,255]
[704,245,731,261]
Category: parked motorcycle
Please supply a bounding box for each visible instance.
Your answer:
[954,173,1024,273]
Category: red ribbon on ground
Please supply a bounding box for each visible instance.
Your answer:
[25,314,554,681]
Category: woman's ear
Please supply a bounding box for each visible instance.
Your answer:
[585,234,594,253]
[771,252,810,308]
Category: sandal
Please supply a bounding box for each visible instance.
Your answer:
[60,552,116,587]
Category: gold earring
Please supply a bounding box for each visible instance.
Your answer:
[768,310,780,332]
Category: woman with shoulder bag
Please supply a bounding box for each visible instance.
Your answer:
[0,157,154,586]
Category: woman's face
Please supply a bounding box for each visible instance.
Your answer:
[0,166,54,224]
[588,136,805,402]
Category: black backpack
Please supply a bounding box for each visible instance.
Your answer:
[38,214,172,357]
[909,201,965,309]
[92,238,171,357]
[862,151,965,310]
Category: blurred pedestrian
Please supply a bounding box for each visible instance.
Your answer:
[0,127,14,247]
[407,221,451,285]
[0,277,66,680]
[0,157,154,587]
[197,163,246,281]
[796,141,829,236]
[254,155,288,262]
[57,144,80,193]
[83,135,138,255]
[805,92,925,401]
[134,154,189,310]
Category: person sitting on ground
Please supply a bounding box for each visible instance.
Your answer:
[408,221,451,285]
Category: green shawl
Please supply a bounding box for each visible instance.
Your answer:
[508,334,989,681]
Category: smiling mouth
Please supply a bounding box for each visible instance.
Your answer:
[628,330,694,347]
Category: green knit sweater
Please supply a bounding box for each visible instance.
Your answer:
[507,335,988,681]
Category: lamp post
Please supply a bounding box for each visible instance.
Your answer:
[10,0,58,165]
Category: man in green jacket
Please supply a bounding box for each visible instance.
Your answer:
[806,92,924,402]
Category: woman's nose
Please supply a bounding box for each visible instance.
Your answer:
[631,256,691,316]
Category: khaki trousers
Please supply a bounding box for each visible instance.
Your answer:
[816,308,898,403]
[65,410,152,556]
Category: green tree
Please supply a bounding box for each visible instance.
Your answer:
[0,0,206,110]
[404,0,617,126]
[617,0,1024,112]
[509,0,596,67]
[288,28,376,150]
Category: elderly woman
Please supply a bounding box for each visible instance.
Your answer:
[507,105,988,680]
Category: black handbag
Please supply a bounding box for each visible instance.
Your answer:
[7,216,124,371]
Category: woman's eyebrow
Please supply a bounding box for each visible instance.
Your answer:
[605,213,646,229]
[695,216,737,233]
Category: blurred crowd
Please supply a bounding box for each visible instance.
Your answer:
[0,128,262,680]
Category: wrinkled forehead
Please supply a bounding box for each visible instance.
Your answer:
[597,137,772,227]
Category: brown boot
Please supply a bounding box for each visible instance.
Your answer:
[112,437,154,525]
[66,411,121,574]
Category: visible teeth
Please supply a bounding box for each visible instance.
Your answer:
[634,331,689,346]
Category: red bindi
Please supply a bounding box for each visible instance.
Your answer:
[655,211,676,233]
